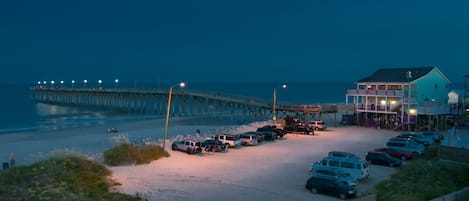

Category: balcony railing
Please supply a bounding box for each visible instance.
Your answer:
[346,89,405,97]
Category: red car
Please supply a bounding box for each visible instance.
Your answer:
[374,147,413,160]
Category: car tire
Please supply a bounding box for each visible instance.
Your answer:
[186,148,192,154]
[339,193,346,200]
[171,144,177,151]
[311,188,318,194]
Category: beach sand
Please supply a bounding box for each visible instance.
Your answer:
[110,125,404,201]
[0,117,429,200]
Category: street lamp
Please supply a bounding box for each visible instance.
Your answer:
[163,82,186,150]
[273,84,287,122]
[98,80,102,89]
[84,80,88,88]
[51,80,55,88]
[71,80,75,88]
[114,79,119,88]
[60,80,64,88]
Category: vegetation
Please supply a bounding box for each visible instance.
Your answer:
[103,143,169,166]
[376,145,469,201]
[0,154,145,201]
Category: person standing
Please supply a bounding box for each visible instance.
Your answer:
[9,153,15,167]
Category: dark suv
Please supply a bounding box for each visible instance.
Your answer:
[305,176,357,199]
[365,151,401,167]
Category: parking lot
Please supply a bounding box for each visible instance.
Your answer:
[111,126,402,201]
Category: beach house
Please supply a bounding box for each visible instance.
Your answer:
[345,67,451,131]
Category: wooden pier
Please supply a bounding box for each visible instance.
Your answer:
[30,87,351,124]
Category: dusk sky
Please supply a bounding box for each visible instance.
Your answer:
[1,0,468,84]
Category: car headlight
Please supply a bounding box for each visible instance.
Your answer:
[348,190,355,194]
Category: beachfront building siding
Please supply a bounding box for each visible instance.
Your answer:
[345,67,450,131]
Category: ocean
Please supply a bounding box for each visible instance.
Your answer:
[0,81,356,135]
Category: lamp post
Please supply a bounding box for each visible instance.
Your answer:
[114,79,119,88]
[71,80,75,88]
[163,82,186,150]
[84,80,88,88]
[273,84,287,123]
[51,80,55,88]
[98,80,102,89]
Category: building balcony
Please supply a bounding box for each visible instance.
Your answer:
[346,89,406,97]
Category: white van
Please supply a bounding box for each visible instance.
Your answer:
[307,120,327,131]
[312,156,370,181]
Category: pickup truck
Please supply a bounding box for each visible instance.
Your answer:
[171,140,202,154]
[214,134,241,148]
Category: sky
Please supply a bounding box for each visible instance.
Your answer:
[1,0,468,84]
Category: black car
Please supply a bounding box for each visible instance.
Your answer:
[256,125,287,137]
[365,151,401,167]
[305,176,357,199]
[201,139,226,152]
[258,131,277,140]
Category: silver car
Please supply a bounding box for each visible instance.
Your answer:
[311,165,358,187]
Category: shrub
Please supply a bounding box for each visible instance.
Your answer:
[0,155,144,201]
[103,143,169,166]
[376,159,468,201]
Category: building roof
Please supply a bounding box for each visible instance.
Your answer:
[357,67,438,83]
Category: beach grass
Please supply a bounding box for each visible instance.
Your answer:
[103,143,169,166]
[0,155,145,201]
[376,157,469,201]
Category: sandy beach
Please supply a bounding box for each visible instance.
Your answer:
[109,124,403,201]
[1,117,460,200]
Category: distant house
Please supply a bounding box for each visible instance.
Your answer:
[345,67,451,131]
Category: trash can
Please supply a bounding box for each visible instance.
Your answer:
[2,162,9,170]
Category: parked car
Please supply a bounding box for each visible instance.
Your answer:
[365,151,401,167]
[374,147,413,160]
[389,137,426,150]
[214,134,242,148]
[385,141,423,156]
[239,133,260,146]
[311,166,358,187]
[399,132,435,146]
[256,125,287,137]
[307,120,327,131]
[305,176,357,199]
[171,139,202,154]
[421,131,444,142]
[283,124,308,133]
[258,131,277,140]
[243,131,264,143]
[201,139,226,152]
[327,151,360,159]
[313,156,370,181]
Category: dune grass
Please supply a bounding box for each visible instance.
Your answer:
[0,155,145,201]
[103,143,169,166]
[376,145,469,201]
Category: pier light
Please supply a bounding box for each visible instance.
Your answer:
[163,82,186,150]
[84,79,88,87]
[273,84,287,122]
[72,80,75,88]
[60,80,64,87]
[43,81,47,85]
[114,79,119,88]
[37,81,41,85]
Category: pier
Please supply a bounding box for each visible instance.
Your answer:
[30,87,352,124]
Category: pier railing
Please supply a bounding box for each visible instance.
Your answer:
[30,87,348,121]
